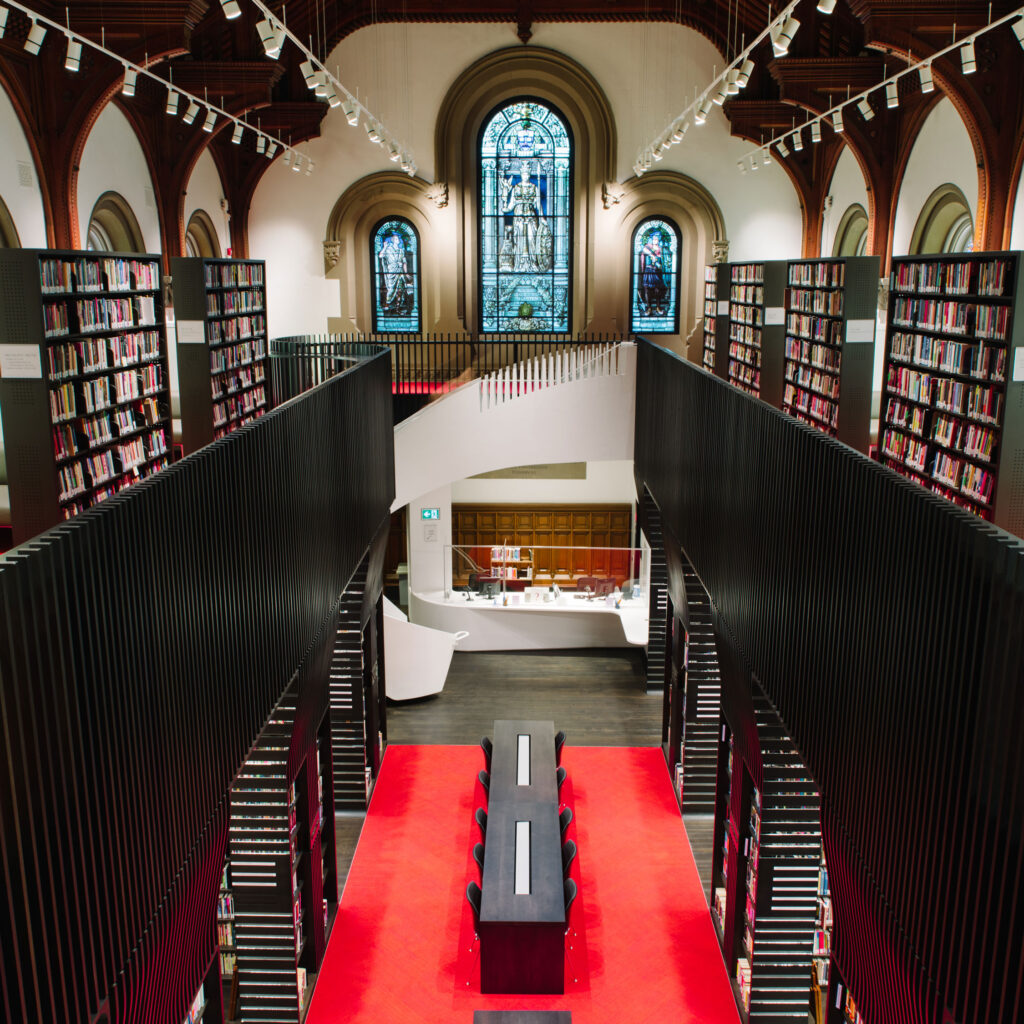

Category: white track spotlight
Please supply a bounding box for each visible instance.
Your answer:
[694,99,712,124]
[919,62,934,93]
[342,97,359,125]
[266,141,278,159]
[256,17,284,58]
[671,121,687,143]
[388,140,401,162]
[202,108,217,133]
[365,119,381,143]
[886,80,899,108]
[857,96,875,121]
[24,19,46,55]
[256,133,266,154]
[817,0,837,12]
[220,0,242,18]
[305,159,314,176]
[122,65,137,97]
[326,82,341,108]
[726,68,740,95]
[961,38,976,74]
[314,72,328,99]
[772,16,800,57]
[750,154,759,171]
[183,100,200,125]
[0,7,8,40]
[166,88,180,116]
[652,144,664,161]
[711,80,728,105]
[291,153,302,172]
[283,149,292,167]
[1014,18,1024,48]
[792,128,804,152]
[762,146,772,166]
[407,163,416,178]
[736,58,755,88]
[832,107,845,133]
[811,120,822,143]
[738,160,747,175]
[299,59,318,90]
[231,122,244,144]
[65,36,82,71]
[777,138,790,159]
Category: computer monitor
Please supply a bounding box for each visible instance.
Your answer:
[479,581,500,599]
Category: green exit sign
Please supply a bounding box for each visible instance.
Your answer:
[421,508,440,520]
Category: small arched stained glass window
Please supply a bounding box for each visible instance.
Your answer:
[630,218,681,333]
[371,217,421,333]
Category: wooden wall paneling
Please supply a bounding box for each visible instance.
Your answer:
[633,338,1024,1024]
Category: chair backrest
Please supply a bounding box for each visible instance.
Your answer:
[562,838,577,878]
[481,736,493,768]
[563,878,577,920]
[475,807,487,837]
[555,730,566,766]
[473,842,485,872]
[559,806,573,838]
[556,765,567,790]
[467,881,482,928]
[478,769,490,792]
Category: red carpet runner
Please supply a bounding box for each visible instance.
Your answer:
[306,745,740,1023]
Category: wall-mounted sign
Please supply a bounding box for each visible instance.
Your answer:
[421,508,440,520]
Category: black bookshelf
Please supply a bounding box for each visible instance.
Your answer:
[879,251,1024,530]
[0,247,171,543]
[182,954,224,1024]
[216,860,237,1019]
[702,263,730,379]
[782,256,879,453]
[171,257,268,453]
[727,261,787,405]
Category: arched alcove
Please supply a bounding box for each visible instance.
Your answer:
[324,172,437,333]
[0,193,21,247]
[86,191,145,253]
[909,185,975,254]
[434,45,616,333]
[832,204,869,257]
[185,209,221,258]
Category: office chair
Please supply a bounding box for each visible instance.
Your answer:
[480,736,492,771]
[555,730,566,766]
[473,842,485,874]
[478,769,490,795]
[466,880,483,986]
[561,838,577,879]
[475,807,487,840]
[559,806,573,839]
[563,878,579,983]
[556,765,567,792]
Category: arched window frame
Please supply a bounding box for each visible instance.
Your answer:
[629,217,682,334]
[185,210,221,259]
[0,193,21,248]
[832,203,869,258]
[477,96,574,334]
[909,184,975,255]
[370,216,422,334]
[86,191,145,253]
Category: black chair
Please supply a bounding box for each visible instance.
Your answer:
[559,805,573,839]
[473,842,485,874]
[563,877,579,983]
[556,765,567,791]
[478,769,490,794]
[561,838,577,879]
[480,736,493,771]
[466,880,483,985]
[555,729,566,766]
[475,807,487,840]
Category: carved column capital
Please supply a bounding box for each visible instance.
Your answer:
[323,240,343,274]
[712,239,729,264]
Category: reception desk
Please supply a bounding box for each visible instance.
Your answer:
[410,589,649,652]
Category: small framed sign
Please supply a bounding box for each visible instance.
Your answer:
[421,508,440,520]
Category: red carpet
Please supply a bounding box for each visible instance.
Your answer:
[306,745,740,1023]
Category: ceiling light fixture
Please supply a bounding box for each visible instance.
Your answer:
[811,120,822,143]
[750,154,759,171]
[919,62,934,93]
[283,149,292,167]
[792,129,804,152]
[24,18,46,54]
[219,0,242,18]
[122,65,137,97]
[832,107,844,132]
[231,122,244,144]
[738,160,746,174]
[266,141,278,159]
[305,159,314,176]
[326,82,341,108]
[202,108,217,133]
[711,81,728,105]
[291,153,302,172]
[366,120,381,143]
[314,72,328,99]
[736,58,755,88]
[726,69,740,95]
[694,99,712,125]
[762,146,772,165]
[817,0,837,13]
[857,96,875,121]
[886,80,899,108]
[64,35,81,71]
[0,7,8,39]
[299,59,318,90]
[256,133,267,154]
[777,138,790,159]
[256,17,284,58]
[961,38,977,74]
[342,97,359,126]
[1014,17,1024,48]
[183,100,200,125]
[671,121,687,143]
[166,88,180,116]
[772,16,800,57]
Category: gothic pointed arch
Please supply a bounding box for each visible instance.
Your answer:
[434,45,616,333]
[324,172,437,333]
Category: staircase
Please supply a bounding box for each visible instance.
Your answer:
[748,687,821,1024]
[640,490,668,694]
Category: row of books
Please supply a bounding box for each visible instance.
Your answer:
[182,985,205,1024]
[787,314,844,345]
[730,324,762,348]
[205,290,265,317]
[731,263,763,284]
[208,315,266,345]
[60,457,168,519]
[57,438,164,501]
[892,258,1007,297]
[730,303,762,327]
[51,403,163,461]
[210,340,264,373]
[889,367,1004,424]
[790,262,845,288]
[204,261,265,289]
[704,300,717,319]
[216,920,235,948]
[48,367,164,423]
[48,331,163,379]
[211,365,266,400]
[729,340,760,367]
[786,338,842,374]
[790,287,843,317]
[44,296,156,337]
[730,362,760,392]
[888,332,1007,381]
[212,387,267,428]
[730,284,763,305]
[786,364,841,400]
[933,453,994,504]
[884,397,927,436]
[891,298,1009,340]
[736,957,752,1013]
[784,385,839,430]
[40,256,159,295]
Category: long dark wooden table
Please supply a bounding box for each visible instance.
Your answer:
[473,1012,572,1022]
[479,719,565,994]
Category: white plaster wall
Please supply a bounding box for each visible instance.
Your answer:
[821,146,870,256]
[183,150,229,255]
[451,459,636,504]
[892,97,977,257]
[0,83,47,247]
[407,483,453,595]
[77,101,160,253]
[248,22,803,336]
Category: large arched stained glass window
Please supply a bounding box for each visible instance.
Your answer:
[372,217,421,332]
[630,218,681,334]
[480,99,572,333]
